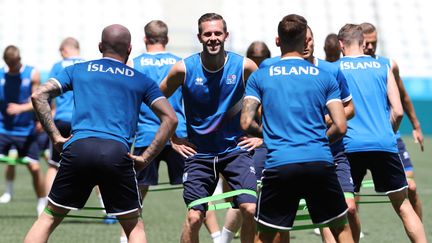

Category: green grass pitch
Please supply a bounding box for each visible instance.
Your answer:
[0,136,430,242]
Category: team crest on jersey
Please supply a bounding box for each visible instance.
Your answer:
[226,74,236,84]
[195,77,204,85]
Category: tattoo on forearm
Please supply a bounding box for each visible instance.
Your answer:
[241,98,262,137]
[142,119,175,162]
[31,80,62,139]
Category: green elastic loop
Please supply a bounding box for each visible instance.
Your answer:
[44,207,140,220]
[0,156,29,165]
[357,200,390,204]
[187,189,257,209]
[361,179,374,188]
[149,185,183,192]
[344,192,355,199]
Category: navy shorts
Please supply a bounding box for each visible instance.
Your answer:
[255,162,347,230]
[183,149,257,211]
[253,146,267,181]
[0,133,39,162]
[49,137,141,215]
[49,120,71,167]
[333,151,354,193]
[397,138,413,172]
[36,131,50,151]
[135,145,184,186]
[346,151,408,194]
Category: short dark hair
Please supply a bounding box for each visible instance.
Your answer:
[277,14,307,52]
[359,22,376,34]
[338,24,364,47]
[3,45,20,62]
[198,13,227,34]
[145,20,168,45]
[60,37,80,51]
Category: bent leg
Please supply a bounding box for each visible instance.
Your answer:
[181,209,205,243]
[24,202,69,243]
[388,189,426,243]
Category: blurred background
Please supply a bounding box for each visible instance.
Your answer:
[0,0,430,134]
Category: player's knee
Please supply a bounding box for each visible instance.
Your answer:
[187,209,204,227]
[239,202,256,218]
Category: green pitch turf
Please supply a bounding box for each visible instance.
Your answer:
[0,136,430,242]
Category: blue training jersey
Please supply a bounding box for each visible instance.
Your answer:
[0,65,36,136]
[54,57,165,149]
[49,57,85,122]
[245,56,341,169]
[336,55,397,153]
[182,51,246,156]
[132,52,186,147]
[375,55,402,139]
[314,57,352,155]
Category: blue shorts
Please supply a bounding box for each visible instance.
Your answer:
[183,149,257,211]
[36,131,50,151]
[135,145,184,186]
[49,137,141,215]
[346,151,408,194]
[255,162,347,230]
[253,146,267,181]
[333,151,354,193]
[49,120,71,167]
[397,138,413,172]
[0,133,39,162]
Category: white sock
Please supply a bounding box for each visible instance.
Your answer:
[220,227,234,243]
[211,231,221,243]
[120,235,128,243]
[5,180,13,195]
[37,197,47,215]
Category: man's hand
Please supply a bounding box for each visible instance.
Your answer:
[412,128,424,152]
[238,136,263,151]
[170,136,197,158]
[6,103,25,115]
[52,134,72,153]
[128,153,151,171]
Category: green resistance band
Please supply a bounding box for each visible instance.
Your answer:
[0,156,29,165]
[187,189,257,210]
[44,207,141,220]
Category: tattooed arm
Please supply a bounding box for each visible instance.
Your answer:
[129,98,178,171]
[240,97,263,138]
[31,79,67,152]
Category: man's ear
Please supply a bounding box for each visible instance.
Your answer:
[98,42,104,53]
[275,37,280,47]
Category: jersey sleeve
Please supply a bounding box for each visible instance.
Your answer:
[326,75,342,105]
[52,65,74,93]
[244,71,262,103]
[336,68,352,103]
[142,76,165,107]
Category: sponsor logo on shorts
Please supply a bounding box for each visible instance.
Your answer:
[250,166,256,175]
[182,172,188,183]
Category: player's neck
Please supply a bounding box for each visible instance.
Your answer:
[200,51,226,71]
[146,44,166,53]
[281,51,303,59]
[342,46,364,57]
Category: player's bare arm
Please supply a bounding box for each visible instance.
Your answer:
[31,79,67,152]
[240,97,262,138]
[243,58,258,82]
[386,69,403,132]
[160,61,185,98]
[392,60,424,151]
